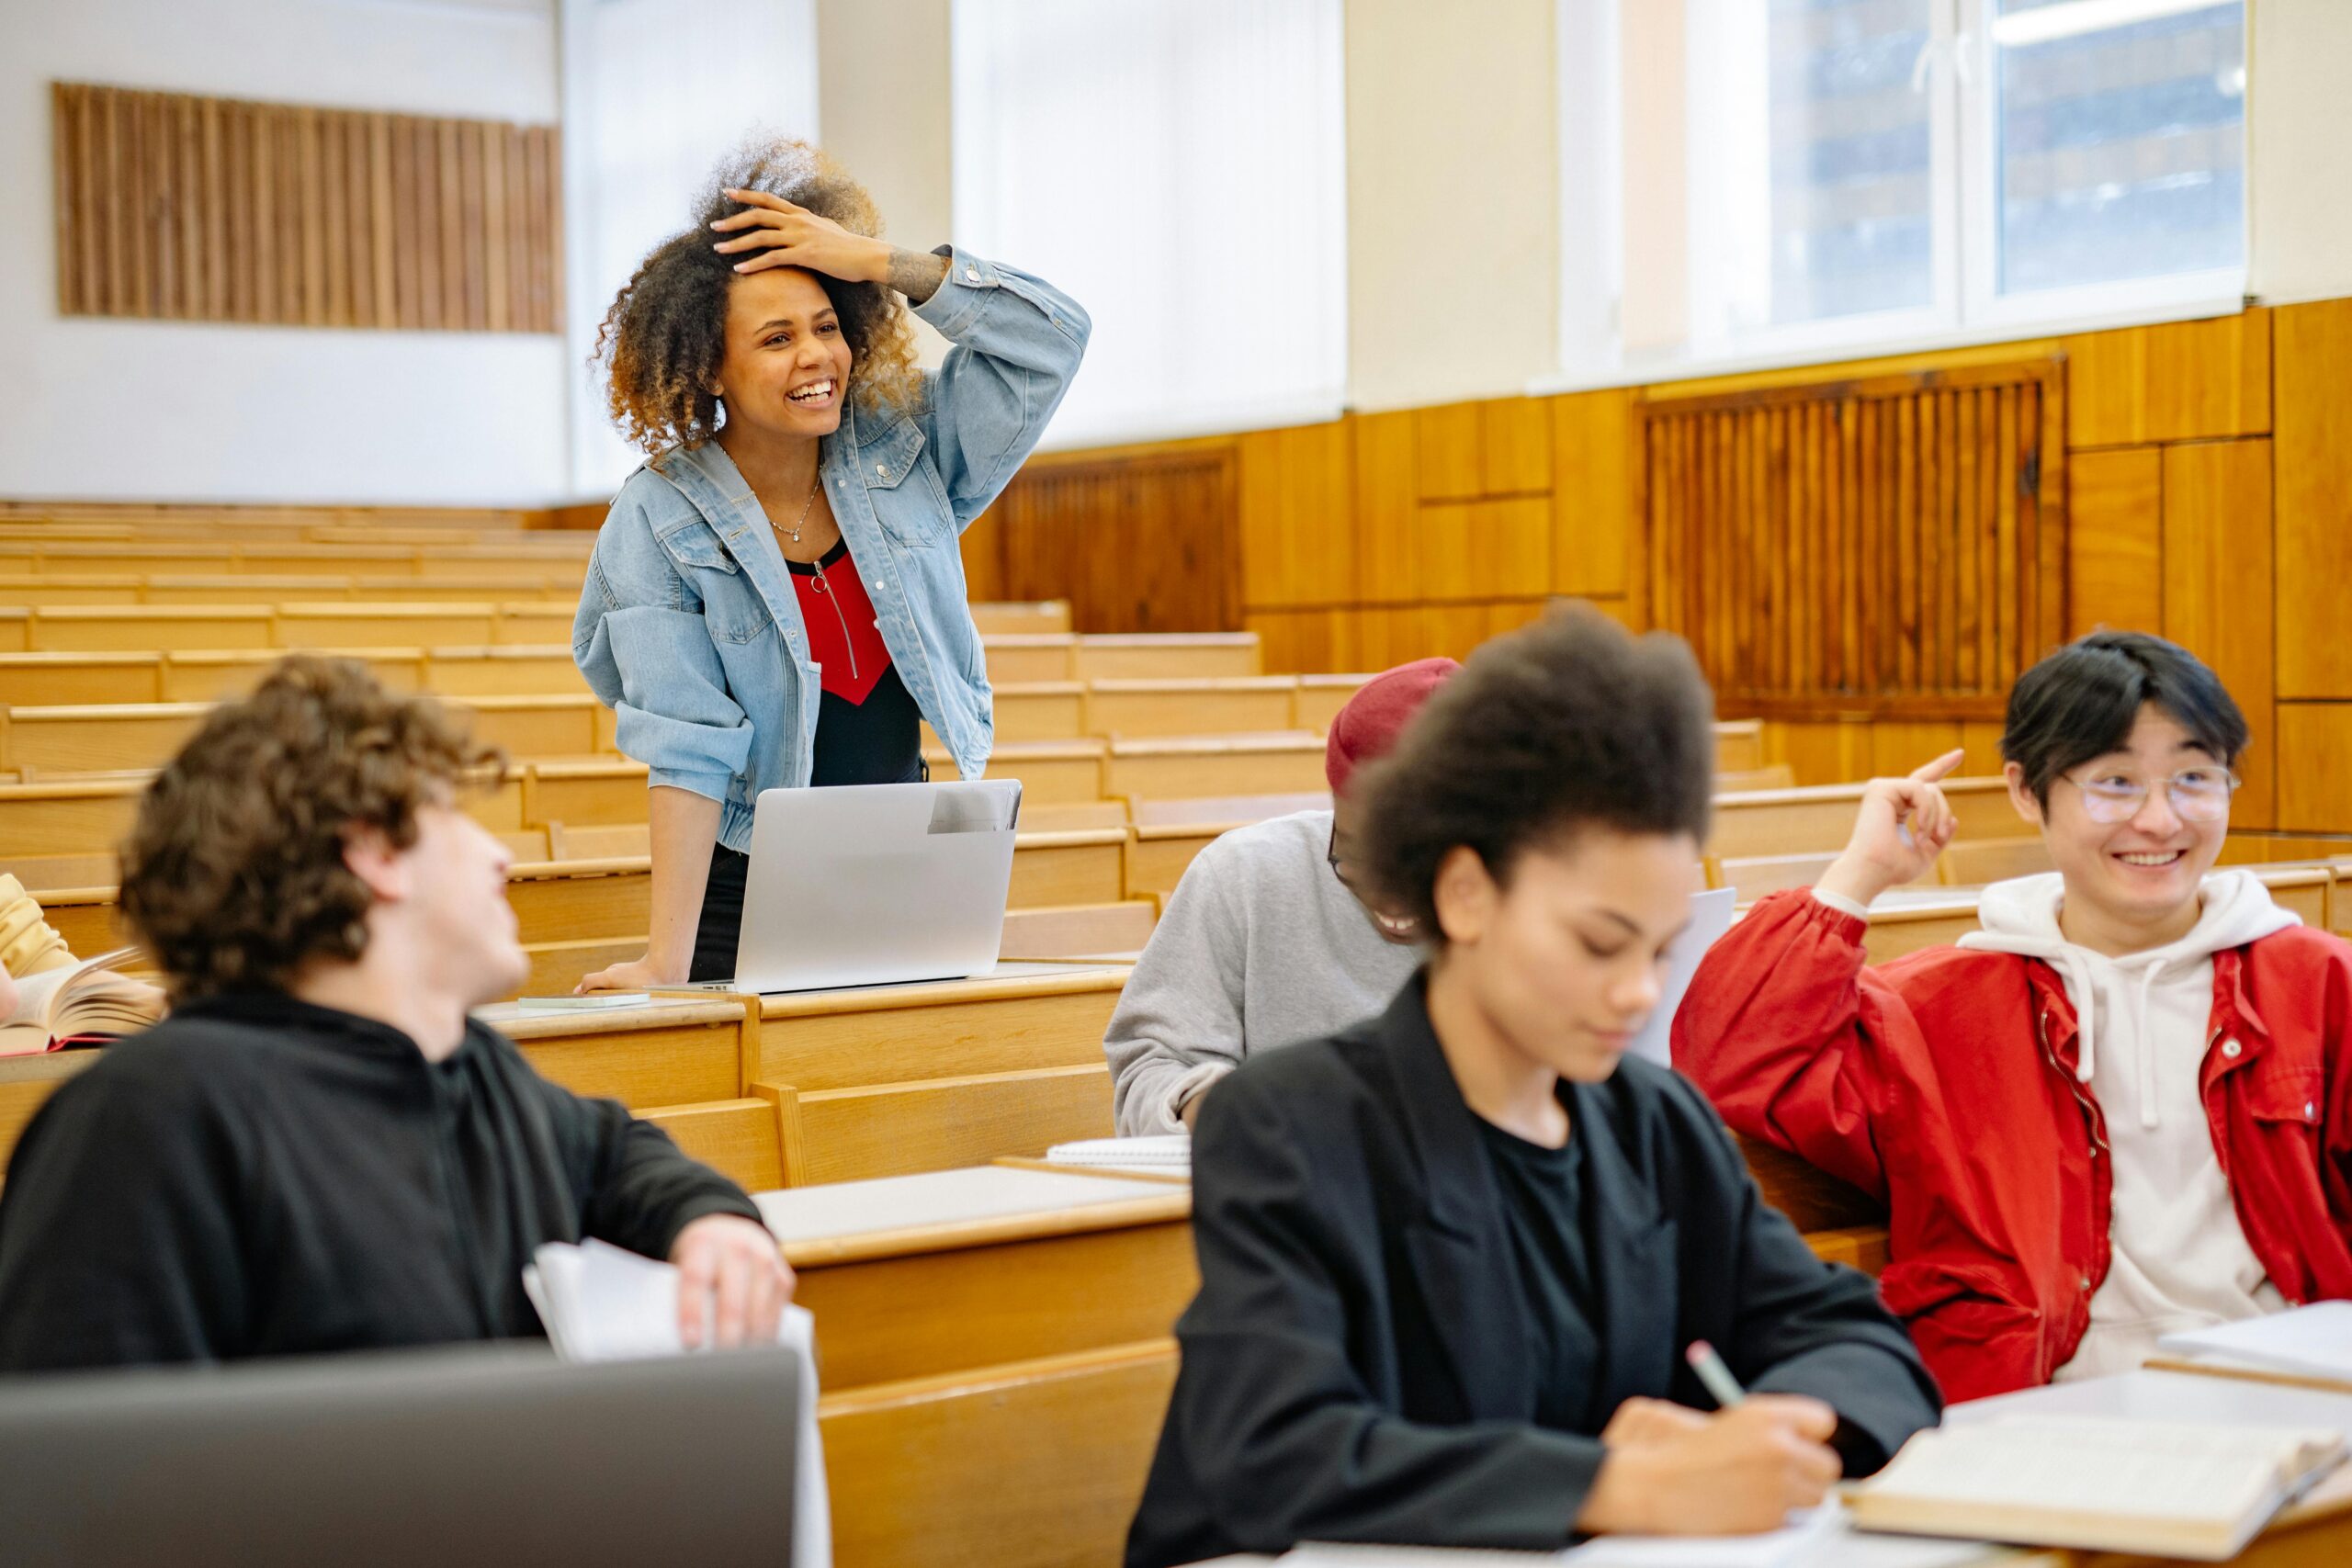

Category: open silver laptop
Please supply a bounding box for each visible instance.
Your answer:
[724,778,1023,994]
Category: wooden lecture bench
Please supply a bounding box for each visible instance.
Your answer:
[767,1165,1190,1568]
[0,571,577,608]
[0,694,616,774]
[0,647,591,706]
[1707,776,2030,861]
[14,603,573,653]
[747,961,1131,1186]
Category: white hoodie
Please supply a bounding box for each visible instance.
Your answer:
[1955,870,2298,1380]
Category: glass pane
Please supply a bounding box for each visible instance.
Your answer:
[1767,0,1937,325]
[1994,1,2245,295]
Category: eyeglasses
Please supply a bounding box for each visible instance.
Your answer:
[2057,766,2240,825]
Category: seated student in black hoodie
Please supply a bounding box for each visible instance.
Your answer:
[0,656,791,1371]
[1125,607,1941,1566]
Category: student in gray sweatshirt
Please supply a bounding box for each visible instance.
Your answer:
[1104,659,1457,1134]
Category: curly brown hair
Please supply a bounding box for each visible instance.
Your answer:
[119,656,505,1000]
[1351,604,1718,942]
[595,137,925,457]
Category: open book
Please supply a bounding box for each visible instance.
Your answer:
[1846,1414,2346,1560]
[0,947,166,1056]
[524,1238,831,1568]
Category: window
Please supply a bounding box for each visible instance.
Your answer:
[559,0,820,495]
[1574,0,2245,379]
[950,0,1348,449]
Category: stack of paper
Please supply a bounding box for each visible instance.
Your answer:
[525,1238,831,1568]
[1043,1134,1193,1176]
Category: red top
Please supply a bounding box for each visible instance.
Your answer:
[788,541,893,705]
[1671,888,2352,1402]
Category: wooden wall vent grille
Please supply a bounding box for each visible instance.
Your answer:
[51,82,561,333]
[1636,359,2067,720]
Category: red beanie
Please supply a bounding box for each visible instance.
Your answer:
[1325,657,1459,796]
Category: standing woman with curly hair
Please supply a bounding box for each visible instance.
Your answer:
[571,139,1088,989]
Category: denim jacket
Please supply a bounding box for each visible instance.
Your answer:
[571,247,1089,852]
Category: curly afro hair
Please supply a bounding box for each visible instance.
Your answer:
[1349,604,1718,941]
[594,136,925,457]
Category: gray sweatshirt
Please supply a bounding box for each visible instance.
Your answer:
[1103,810,1424,1135]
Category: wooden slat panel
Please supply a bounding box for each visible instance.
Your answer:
[1637,360,2062,722]
[51,85,560,334]
[972,442,1240,635]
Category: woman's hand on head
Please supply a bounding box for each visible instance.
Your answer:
[574,953,692,995]
[1815,749,1965,908]
[710,189,892,284]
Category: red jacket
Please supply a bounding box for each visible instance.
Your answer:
[1672,889,2352,1401]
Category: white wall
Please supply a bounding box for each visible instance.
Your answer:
[0,0,569,506]
[2248,0,2352,307]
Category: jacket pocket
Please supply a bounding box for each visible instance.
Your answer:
[658,521,771,645]
[867,434,956,550]
[1878,1258,2041,1395]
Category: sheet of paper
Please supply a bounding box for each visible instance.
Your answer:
[2158,1303,2352,1382]
[1629,886,1736,1070]
[527,1239,831,1568]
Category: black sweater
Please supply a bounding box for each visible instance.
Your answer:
[0,991,763,1371]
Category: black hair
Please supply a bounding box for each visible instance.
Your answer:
[2000,630,2248,806]
[1351,604,1716,942]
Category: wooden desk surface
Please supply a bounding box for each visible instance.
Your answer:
[757,1164,1188,1268]
[761,1165,1197,1393]
[752,960,1130,1021]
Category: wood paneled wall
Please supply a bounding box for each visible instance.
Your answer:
[1638,363,2064,720]
[960,438,1240,635]
[50,83,561,333]
[972,297,2352,826]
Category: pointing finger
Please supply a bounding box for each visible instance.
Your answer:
[1911,748,1967,784]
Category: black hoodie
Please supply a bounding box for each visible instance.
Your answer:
[0,991,763,1371]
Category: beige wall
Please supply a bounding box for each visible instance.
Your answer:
[2249,0,2352,306]
[808,1,2346,404]
[1342,0,1559,412]
[817,0,954,361]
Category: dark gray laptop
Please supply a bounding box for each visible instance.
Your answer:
[0,1342,797,1568]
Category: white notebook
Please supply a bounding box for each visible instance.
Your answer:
[1847,1413,2346,1560]
[524,1239,831,1568]
[2156,1303,2352,1386]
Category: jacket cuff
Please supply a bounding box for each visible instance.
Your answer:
[1810,886,1871,923]
[645,765,735,804]
[653,1191,770,1258]
[911,244,1001,339]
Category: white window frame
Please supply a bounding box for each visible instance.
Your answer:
[1546,0,2248,394]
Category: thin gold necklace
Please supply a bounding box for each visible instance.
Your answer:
[771,466,822,546]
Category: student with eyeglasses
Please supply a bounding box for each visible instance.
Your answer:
[1675,630,2352,1401]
